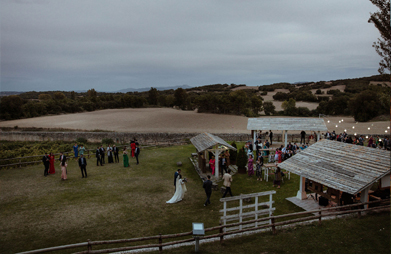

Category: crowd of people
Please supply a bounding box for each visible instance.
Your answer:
[42,139,140,181]
[324,130,391,150]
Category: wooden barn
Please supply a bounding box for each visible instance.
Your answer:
[278,139,391,208]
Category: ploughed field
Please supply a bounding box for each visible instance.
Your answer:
[0,108,391,135]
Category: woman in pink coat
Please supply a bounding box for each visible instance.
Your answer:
[60,160,68,180]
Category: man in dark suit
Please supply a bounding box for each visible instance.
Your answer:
[42,153,50,176]
[203,175,213,206]
[134,140,140,164]
[174,169,181,191]
[113,145,119,163]
[59,152,66,163]
[100,145,105,165]
[78,154,88,178]
[96,147,102,166]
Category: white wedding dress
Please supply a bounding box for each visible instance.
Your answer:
[166,178,187,203]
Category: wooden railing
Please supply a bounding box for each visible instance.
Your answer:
[17,198,390,254]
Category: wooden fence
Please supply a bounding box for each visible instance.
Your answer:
[18,198,390,254]
[0,141,189,169]
[220,191,276,232]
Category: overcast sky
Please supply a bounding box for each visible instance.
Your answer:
[1,0,385,92]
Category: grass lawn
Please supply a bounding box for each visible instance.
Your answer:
[0,142,391,254]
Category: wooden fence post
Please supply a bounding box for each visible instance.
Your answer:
[87,239,92,253]
[271,217,276,235]
[219,221,224,244]
[158,233,162,253]
[318,209,322,225]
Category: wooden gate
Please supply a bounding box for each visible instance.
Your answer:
[220,191,276,232]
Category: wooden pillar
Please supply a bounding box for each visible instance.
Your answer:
[317,131,321,141]
[360,186,372,209]
[296,176,307,200]
[284,130,288,148]
[252,130,256,151]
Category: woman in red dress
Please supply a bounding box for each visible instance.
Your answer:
[209,156,215,175]
[277,148,282,163]
[130,140,136,157]
[48,152,55,174]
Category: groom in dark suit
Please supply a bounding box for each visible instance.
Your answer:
[78,154,88,178]
[174,169,181,191]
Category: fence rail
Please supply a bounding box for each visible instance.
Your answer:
[18,198,390,254]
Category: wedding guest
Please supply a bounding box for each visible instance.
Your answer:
[113,145,119,163]
[78,145,85,157]
[73,143,79,160]
[123,147,129,167]
[78,154,88,178]
[225,150,230,166]
[135,140,140,164]
[96,147,103,166]
[100,145,105,164]
[203,175,213,206]
[42,153,50,176]
[107,144,113,163]
[247,155,254,177]
[60,160,68,181]
[209,156,215,176]
[222,169,233,198]
[48,152,55,174]
[273,167,282,189]
[130,140,136,158]
[256,156,263,181]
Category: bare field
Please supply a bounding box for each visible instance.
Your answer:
[0,108,391,135]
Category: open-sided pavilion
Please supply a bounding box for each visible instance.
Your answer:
[247,117,328,147]
[278,139,391,208]
[190,132,237,179]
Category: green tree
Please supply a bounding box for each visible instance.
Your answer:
[281,98,296,116]
[263,101,276,115]
[174,88,188,109]
[348,90,381,121]
[38,94,52,101]
[148,87,159,105]
[368,0,391,74]
[250,94,263,115]
[54,92,66,101]
[229,90,250,115]
[0,95,24,120]
[87,88,97,98]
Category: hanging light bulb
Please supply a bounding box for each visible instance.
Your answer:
[371,124,374,126]
[335,125,338,127]
[368,127,370,130]
[327,120,330,123]
[366,136,369,139]
[354,133,357,136]
[344,129,347,132]
[341,119,344,122]
[339,121,341,123]
[385,130,388,133]
[387,126,390,129]
[352,126,355,129]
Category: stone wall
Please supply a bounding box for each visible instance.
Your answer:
[0,131,389,145]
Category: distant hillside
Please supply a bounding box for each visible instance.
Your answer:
[117,85,192,93]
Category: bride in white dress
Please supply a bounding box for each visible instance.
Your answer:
[166,175,187,203]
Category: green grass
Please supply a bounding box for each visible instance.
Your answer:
[162,211,391,254]
[0,142,390,254]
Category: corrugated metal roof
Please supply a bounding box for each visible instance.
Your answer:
[190,132,237,153]
[278,139,391,195]
[247,117,327,131]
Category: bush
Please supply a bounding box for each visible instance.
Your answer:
[316,89,322,94]
[102,138,114,145]
[263,101,275,115]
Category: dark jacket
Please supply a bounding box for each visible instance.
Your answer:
[42,155,49,166]
[78,157,87,167]
[203,179,213,194]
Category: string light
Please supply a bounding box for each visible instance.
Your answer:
[385,130,388,133]
[366,136,369,139]
[368,127,370,130]
[327,120,330,123]
[335,125,338,128]
[352,126,355,129]
[387,126,390,129]
[341,119,344,122]
[354,133,357,136]
[339,121,341,123]
[344,129,347,132]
